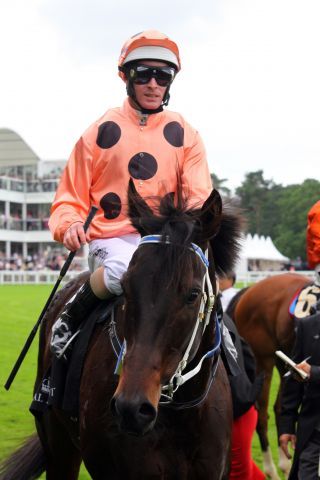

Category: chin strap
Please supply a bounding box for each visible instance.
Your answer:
[126,81,170,114]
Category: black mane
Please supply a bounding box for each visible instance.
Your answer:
[210,203,244,276]
[127,179,243,279]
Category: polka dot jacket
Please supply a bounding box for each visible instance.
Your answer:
[49,98,212,243]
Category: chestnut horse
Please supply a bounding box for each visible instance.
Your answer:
[228,272,312,480]
[0,183,242,480]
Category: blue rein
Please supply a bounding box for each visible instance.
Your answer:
[139,234,209,268]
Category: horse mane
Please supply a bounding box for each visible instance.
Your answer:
[210,202,245,276]
[127,179,244,285]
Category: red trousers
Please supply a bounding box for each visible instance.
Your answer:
[230,406,266,480]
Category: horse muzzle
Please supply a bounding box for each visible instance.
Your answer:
[110,393,157,436]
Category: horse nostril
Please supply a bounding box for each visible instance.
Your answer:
[110,395,157,434]
[139,402,156,420]
[110,397,117,417]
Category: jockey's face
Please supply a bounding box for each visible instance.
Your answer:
[132,61,170,110]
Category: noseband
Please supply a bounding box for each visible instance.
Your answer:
[111,234,222,408]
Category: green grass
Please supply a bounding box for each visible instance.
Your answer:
[0,285,284,479]
[0,285,90,479]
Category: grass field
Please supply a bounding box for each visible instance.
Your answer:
[0,285,285,479]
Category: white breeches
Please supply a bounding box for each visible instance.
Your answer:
[88,234,141,295]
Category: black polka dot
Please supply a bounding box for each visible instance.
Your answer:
[100,192,122,219]
[128,152,158,180]
[96,121,121,148]
[163,122,184,147]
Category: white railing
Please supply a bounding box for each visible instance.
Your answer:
[0,269,315,285]
[0,269,86,285]
[236,270,315,286]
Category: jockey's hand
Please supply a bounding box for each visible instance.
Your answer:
[279,433,296,459]
[63,222,87,251]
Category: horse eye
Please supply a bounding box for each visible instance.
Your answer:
[187,289,201,304]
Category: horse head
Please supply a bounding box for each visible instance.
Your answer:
[110,180,242,436]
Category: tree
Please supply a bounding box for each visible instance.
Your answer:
[235,171,277,234]
[272,179,320,261]
[235,172,320,263]
[210,173,231,199]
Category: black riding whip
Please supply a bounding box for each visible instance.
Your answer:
[4,205,98,390]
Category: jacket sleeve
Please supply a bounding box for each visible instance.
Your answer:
[181,127,212,208]
[241,337,257,384]
[307,201,320,269]
[48,134,94,243]
[223,313,264,419]
[310,365,320,383]
[278,322,305,436]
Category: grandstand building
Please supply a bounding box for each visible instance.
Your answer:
[0,128,86,271]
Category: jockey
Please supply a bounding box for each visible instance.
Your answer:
[307,200,320,287]
[49,30,212,358]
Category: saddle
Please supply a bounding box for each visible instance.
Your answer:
[30,297,122,419]
[289,282,320,319]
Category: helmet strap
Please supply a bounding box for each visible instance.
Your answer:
[162,88,170,106]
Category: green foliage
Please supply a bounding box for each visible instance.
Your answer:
[272,179,320,260]
[235,170,277,235]
[235,172,320,261]
[211,173,232,198]
[0,285,90,479]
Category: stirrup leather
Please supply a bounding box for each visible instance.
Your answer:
[55,330,81,359]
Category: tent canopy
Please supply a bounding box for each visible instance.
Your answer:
[236,234,289,273]
[242,234,289,262]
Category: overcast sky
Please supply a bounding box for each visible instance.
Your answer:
[1,0,319,191]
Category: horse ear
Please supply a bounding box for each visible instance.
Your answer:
[127,178,153,236]
[197,189,222,241]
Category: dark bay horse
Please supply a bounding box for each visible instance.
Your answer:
[1,183,242,480]
[228,272,313,479]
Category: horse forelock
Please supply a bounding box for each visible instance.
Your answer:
[127,189,209,289]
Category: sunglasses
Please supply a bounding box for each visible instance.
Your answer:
[128,65,176,87]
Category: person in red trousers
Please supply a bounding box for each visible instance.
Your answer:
[230,405,266,480]
[220,277,266,480]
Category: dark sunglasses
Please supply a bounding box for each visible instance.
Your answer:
[128,64,176,87]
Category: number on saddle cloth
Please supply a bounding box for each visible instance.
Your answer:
[290,284,320,319]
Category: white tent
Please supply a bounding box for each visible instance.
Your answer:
[236,233,289,273]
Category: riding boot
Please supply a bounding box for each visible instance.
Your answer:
[50,279,102,359]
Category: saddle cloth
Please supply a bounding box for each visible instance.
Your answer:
[289,283,320,319]
[30,299,118,419]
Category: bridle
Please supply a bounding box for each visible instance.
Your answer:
[110,234,222,408]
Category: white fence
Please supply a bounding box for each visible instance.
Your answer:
[0,269,315,285]
[0,270,84,285]
[236,270,315,286]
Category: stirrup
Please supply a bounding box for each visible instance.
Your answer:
[56,329,81,360]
